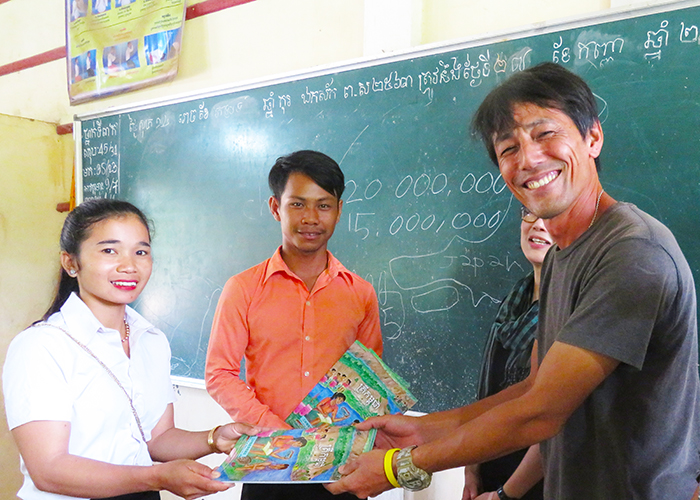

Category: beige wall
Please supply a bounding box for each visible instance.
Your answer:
[7,0,675,498]
[0,0,621,125]
[421,0,609,44]
[0,113,73,498]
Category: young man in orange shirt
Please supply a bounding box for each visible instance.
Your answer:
[206,150,383,500]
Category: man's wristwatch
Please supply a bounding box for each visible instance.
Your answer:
[497,485,517,500]
[395,445,432,491]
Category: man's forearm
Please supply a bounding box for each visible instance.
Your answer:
[411,387,556,474]
[414,376,533,444]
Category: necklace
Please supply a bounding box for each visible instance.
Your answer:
[588,189,605,229]
[122,318,130,343]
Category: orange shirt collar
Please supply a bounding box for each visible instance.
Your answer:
[264,247,349,285]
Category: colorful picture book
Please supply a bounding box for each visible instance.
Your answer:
[215,426,376,483]
[286,341,417,429]
[216,341,415,483]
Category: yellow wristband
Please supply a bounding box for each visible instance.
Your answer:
[384,448,401,489]
[208,424,222,453]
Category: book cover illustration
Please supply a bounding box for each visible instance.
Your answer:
[215,426,376,483]
[286,341,417,429]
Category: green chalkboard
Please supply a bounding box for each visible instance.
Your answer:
[77,1,700,413]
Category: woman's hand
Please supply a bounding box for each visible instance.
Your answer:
[463,464,481,500]
[213,422,264,454]
[152,459,231,500]
[474,492,498,500]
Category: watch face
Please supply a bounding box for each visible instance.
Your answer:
[398,466,431,490]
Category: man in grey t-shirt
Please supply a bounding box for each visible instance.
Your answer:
[537,201,699,498]
[327,62,700,500]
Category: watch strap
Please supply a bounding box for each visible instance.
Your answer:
[395,445,432,491]
[497,485,517,500]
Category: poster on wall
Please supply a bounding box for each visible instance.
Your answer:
[65,0,186,104]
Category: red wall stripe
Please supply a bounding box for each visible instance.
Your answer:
[186,0,255,19]
[56,123,73,135]
[0,0,255,78]
[0,47,67,77]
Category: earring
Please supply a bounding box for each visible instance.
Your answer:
[68,269,77,276]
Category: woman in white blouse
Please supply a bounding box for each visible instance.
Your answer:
[3,199,258,500]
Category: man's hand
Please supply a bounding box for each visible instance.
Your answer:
[325,414,426,497]
[325,449,392,499]
[355,414,425,449]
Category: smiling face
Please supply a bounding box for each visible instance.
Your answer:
[61,214,152,318]
[269,172,343,259]
[493,103,603,223]
[520,214,553,269]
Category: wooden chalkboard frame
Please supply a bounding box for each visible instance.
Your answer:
[75,0,700,411]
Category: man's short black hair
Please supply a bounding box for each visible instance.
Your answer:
[268,150,345,200]
[471,62,601,170]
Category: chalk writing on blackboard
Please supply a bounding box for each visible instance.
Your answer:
[576,36,624,69]
[645,20,670,60]
[344,170,509,241]
[680,21,699,42]
[82,118,120,200]
[264,92,292,118]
